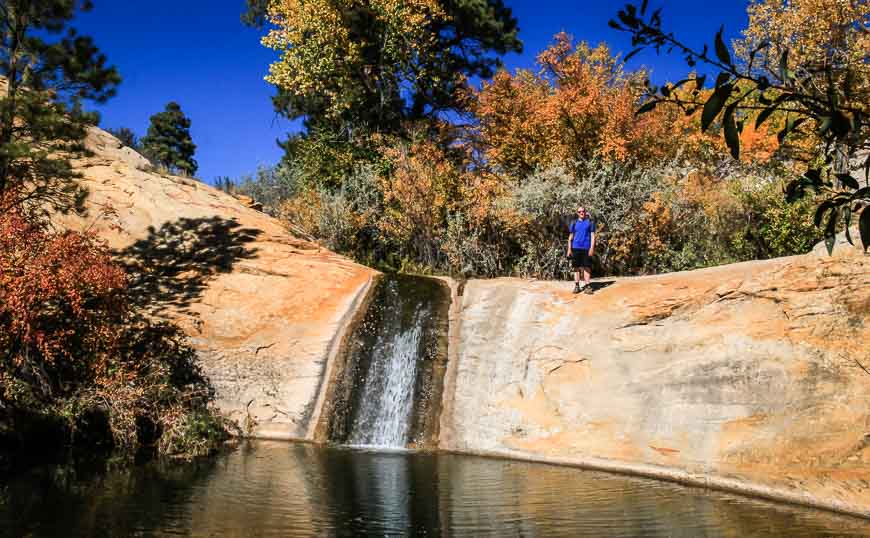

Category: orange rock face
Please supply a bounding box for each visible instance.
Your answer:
[56,127,376,439]
[442,250,870,515]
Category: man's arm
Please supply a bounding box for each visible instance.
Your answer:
[589,231,596,256]
[567,232,574,255]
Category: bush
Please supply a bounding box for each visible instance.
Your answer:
[377,140,463,268]
[442,212,506,277]
[277,165,384,257]
[0,203,229,460]
[234,163,304,216]
[263,139,816,280]
[507,161,665,278]
[730,178,822,259]
[158,409,233,459]
[607,164,822,275]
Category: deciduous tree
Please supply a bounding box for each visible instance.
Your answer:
[248,0,522,183]
[610,0,870,251]
[469,33,684,179]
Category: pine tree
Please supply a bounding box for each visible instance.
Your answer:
[140,102,198,176]
[107,126,138,149]
[0,0,120,216]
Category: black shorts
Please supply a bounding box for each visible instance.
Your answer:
[570,248,592,269]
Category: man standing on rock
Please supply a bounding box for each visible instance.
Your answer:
[568,206,596,294]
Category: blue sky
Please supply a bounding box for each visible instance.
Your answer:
[75,1,749,184]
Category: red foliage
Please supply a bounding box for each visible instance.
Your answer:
[0,194,127,402]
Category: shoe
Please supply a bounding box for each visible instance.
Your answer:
[573,283,581,294]
[584,284,594,295]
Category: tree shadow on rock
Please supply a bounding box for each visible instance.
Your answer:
[119,216,262,315]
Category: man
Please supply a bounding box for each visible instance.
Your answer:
[567,206,596,294]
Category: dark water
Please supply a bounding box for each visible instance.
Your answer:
[2,442,869,537]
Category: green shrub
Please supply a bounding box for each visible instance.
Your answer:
[730,179,822,259]
[234,163,304,216]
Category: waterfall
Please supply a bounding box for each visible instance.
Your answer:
[348,312,425,446]
[326,275,450,449]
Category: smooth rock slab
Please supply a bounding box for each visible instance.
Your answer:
[443,253,870,515]
[56,127,376,439]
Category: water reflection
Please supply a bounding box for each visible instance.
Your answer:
[2,441,868,537]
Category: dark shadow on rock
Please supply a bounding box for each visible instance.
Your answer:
[118,216,261,315]
[589,280,616,292]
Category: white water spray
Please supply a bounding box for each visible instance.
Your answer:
[348,312,425,447]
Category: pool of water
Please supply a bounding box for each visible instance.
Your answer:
[2,441,868,537]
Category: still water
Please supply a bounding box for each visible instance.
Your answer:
[2,441,868,537]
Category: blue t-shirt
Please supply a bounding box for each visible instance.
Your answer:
[569,218,596,249]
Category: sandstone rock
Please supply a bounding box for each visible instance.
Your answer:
[442,253,870,515]
[232,194,264,212]
[56,127,376,439]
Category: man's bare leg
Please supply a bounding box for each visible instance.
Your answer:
[582,267,592,291]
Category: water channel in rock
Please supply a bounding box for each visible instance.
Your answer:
[323,274,450,449]
[3,441,868,537]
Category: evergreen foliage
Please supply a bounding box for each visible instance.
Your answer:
[106,126,138,149]
[241,0,270,27]
[0,0,121,217]
[140,102,198,176]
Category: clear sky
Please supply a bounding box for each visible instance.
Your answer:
[75,1,750,184]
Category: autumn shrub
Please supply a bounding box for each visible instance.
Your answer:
[441,212,507,277]
[606,165,823,275]
[0,203,229,460]
[729,177,823,259]
[267,153,818,279]
[275,164,386,261]
[376,140,464,268]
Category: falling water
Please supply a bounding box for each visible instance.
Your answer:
[327,275,450,449]
[348,312,425,446]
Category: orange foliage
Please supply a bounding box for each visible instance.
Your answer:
[378,140,464,262]
[469,33,685,178]
[0,205,126,381]
[277,189,325,237]
[1,196,227,454]
[608,191,675,271]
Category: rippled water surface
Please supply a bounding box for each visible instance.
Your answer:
[2,441,868,537]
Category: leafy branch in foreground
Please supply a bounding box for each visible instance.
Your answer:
[610,0,869,253]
